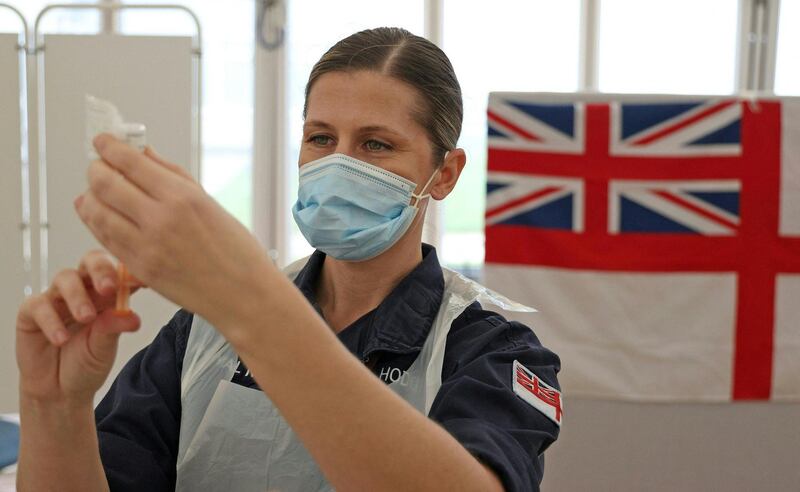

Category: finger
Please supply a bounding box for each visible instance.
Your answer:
[87,159,156,226]
[86,310,141,365]
[93,133,179,200]
[29,298,71,346]
[49,269,96,325]
[144,146,195,182]
[75,191,140,258]
[93,309,141,334]
[78,249,119,296]
[77,250,146,295]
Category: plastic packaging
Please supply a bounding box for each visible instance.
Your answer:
[85,94,147,159]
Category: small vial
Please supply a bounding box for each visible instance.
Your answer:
[114,263,131,315]
[121,122,147,152]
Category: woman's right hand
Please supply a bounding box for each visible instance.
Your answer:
[16,249,143,405]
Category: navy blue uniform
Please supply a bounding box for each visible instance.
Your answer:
[95,245,561,491]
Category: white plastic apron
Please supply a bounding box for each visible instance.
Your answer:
[175,258,534,491]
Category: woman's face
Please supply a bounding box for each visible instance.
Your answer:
[300,70,438,190]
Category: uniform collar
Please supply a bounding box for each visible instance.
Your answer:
[292,244,445,358]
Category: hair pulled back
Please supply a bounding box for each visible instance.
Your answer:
[304,27,463,165]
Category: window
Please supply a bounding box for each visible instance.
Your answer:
[0,1,97,35]
[598,0,738,95]
[284,0,425,262]
[775,0,799,95]
[442,0,581,271]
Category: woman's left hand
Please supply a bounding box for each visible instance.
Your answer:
[75,133,273,328]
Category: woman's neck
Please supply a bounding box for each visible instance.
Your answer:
[315,227,425,333]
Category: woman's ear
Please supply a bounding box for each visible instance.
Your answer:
[430,148,467,200]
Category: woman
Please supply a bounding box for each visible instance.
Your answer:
[16,27,561,491]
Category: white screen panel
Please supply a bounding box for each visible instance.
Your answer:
[42,34,194,403]
[0,33,27,413]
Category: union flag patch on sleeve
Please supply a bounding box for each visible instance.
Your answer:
[512,360,563,426]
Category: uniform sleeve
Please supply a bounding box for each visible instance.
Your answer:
[94,310,193,491]
[429,305,561,492]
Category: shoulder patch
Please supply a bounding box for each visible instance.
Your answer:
[512,360,563,426]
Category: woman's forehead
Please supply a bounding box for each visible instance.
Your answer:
[305,71,424,135]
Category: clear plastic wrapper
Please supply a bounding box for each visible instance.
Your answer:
[85,94,146,159]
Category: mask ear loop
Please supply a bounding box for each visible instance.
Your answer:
[410,151,448,207]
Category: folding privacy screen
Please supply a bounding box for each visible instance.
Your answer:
[0,3,201,412]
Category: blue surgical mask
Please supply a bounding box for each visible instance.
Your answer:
[291,153,440,261]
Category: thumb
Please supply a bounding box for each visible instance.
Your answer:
[86,310,141,365]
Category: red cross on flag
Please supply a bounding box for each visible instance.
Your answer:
[484,94,800,401]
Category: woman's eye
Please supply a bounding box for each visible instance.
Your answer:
[365,139,391,152]
[308,135,332,146]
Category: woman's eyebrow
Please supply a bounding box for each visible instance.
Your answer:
[303,120,333,132]
[358,125,406,138]
[304,121,409,140]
